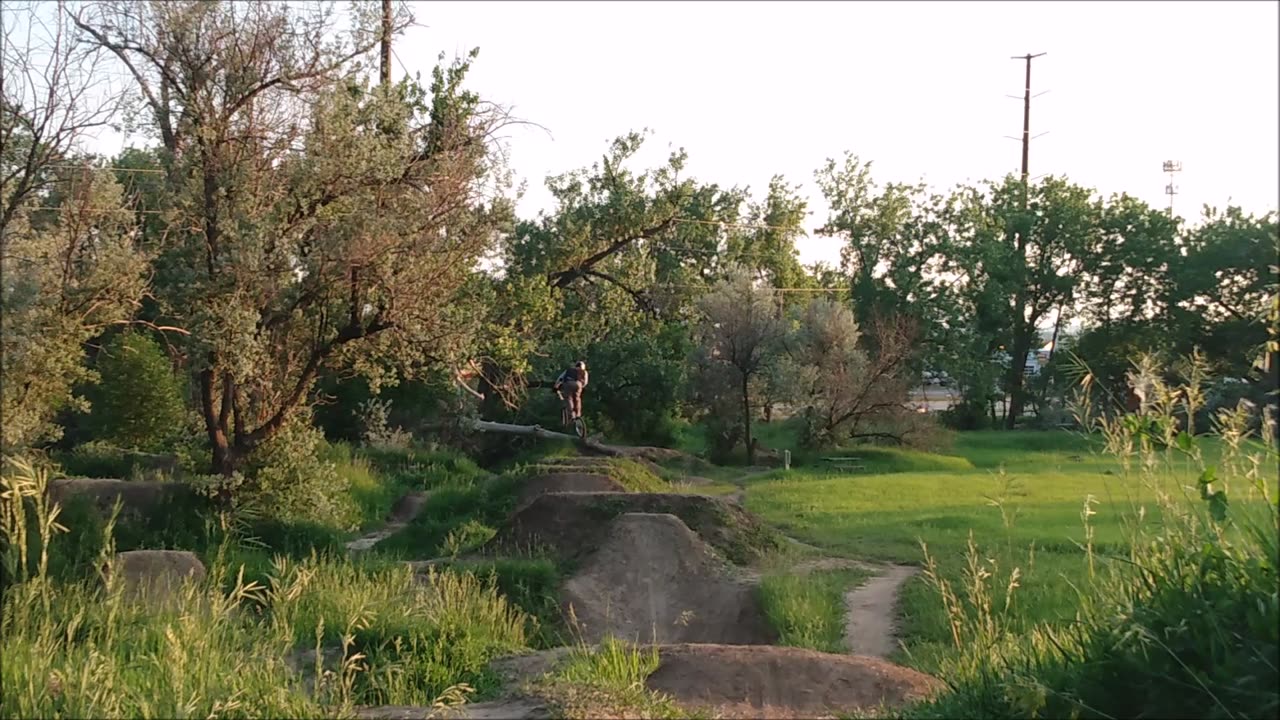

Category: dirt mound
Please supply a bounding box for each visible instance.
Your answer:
[105,550,207,601]
[645,644,942,718]
[516,472,626,509]
[47,478,202,521]
[562,513,774,646]
[490,492,782,566]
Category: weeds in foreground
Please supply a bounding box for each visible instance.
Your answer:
[0,455,532,718]
[910,354,1280,719]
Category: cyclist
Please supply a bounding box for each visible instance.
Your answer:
[553,360,589,423]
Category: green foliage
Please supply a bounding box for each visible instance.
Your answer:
[267,556,529,705]
[84,331,186,452]
[537,637,687,719]
[905,362,1279,720]
[243,414,361,531]
[1,168,150,450]
[373,473,521,560]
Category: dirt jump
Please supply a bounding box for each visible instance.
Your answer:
[357,448,934,719]
[487,490,782,565]
[562,513,776,646]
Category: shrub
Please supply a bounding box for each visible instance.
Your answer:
[242,414,360,531]
[84,330,186,452]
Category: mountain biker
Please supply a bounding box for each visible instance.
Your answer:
[553,360,589,422]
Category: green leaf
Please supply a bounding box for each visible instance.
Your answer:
[1176,431,1193,452]
[1198,466,1218,486]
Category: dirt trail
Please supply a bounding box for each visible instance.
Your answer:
[843,564,918,658]
[345,491,429,553]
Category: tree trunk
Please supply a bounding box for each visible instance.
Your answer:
[742,374,754,465]
[199,368,238,476]
[1005,327,1033,429]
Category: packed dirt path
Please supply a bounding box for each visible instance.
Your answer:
[843,564,919,658]
[345,491,429,553]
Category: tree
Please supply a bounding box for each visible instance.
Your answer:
[944,175,1104,428]
[781,300,921,447]
[691,267,782,464]
[85,330,186,451]
[1,3,152,451]
[74,1,515,474]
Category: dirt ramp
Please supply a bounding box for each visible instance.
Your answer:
[490,492,781,565]
[562,513,774,646]
[47,478,203,521]
[516,472,626,509]
[646,644,942,718]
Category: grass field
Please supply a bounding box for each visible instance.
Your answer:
[739,430,1278,673]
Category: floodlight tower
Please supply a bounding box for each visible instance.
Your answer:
[1162,160,1182,217]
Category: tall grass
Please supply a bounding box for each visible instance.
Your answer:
[534,635,690,719]
[909,355,1279,719]
[0,456,535,717]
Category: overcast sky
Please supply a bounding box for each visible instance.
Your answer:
[74,1,1279,267]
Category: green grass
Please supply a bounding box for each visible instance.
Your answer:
[533,637,694,719]
[758,567,872,653]
[740,428,1278,672]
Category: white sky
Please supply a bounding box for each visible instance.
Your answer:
[388,0,1280,266]
[70,1,1279,268]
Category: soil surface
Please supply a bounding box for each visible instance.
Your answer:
[843,565,920,658]
[644,643,942,718]
[488,491,782,566]
[346,491,431,553]
[561,513,775,646]
[515,472,626,509]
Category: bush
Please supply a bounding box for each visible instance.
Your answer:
[939,399,992,431]
[242,414,360,531]
[84,330,186,452]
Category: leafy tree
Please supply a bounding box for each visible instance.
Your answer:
[691,267,782,464]
[1,169,150,449]
[75,1,514,474]
[85,331,186,451]
[781,300,921,447]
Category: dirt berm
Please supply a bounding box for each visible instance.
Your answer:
[562,513,775,646]
[47,478,205,521]
[645,643,943,718]
[488,491,782,566]
[515,472,626,510]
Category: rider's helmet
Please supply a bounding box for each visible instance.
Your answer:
[575,360,587,370]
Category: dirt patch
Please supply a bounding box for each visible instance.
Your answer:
[562,513,775,646]
[348,491,433,553]
[516,473,626,509]
[489,492,782,566]
[844,564,918,658]
[105,550,206,601]
[645,643,942,718]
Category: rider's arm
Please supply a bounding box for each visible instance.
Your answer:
[581,370,589,388]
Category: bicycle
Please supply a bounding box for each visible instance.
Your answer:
[561,404,588,440]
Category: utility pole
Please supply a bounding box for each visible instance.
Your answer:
[1162,160,1182,217]
[381,0,393,87]
[1011,52,1046,204]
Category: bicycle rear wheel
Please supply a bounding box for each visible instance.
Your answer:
[572,416,587,440]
